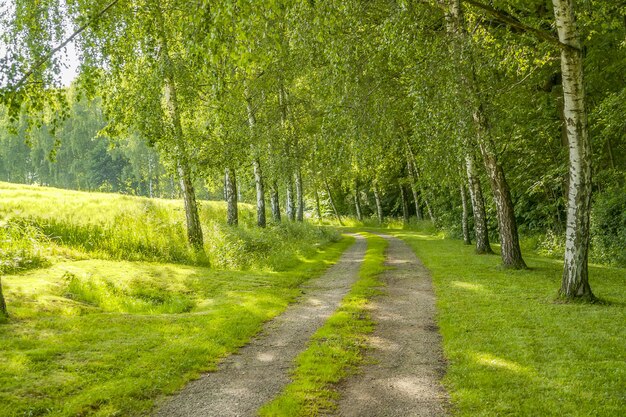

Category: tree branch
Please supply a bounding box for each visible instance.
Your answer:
[11,0,119,91]
[461,0,576,51]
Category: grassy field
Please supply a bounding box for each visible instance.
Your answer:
[392,230,625,417]
[0,182,350,416]
[0,182,338,270]
[259,233,388,416]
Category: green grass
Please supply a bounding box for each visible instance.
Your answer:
[259,233,388,416]
[391,230,625,417]
[0,182,339,269]
[0,236,354,417]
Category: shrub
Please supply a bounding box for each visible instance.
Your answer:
[591,184,626,266]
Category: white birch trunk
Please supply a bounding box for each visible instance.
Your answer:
[552,0,593,298]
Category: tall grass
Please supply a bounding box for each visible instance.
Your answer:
[0,220,48,274]
[0,182,338,270]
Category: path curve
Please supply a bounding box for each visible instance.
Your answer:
[153,234,366,417]
[332,233,449,417]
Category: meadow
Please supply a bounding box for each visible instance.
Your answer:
[0,182,347,416]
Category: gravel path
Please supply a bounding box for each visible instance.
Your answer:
[153,234,366,417]
[332,233,449,417]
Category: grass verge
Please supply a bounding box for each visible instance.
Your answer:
[258,232,388,416]
[0,236,354,417]
[392,230,625,417]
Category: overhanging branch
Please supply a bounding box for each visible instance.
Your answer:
[461,0,575,51]
[11,0,119,91]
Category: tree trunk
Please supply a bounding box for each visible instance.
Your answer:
[473,110,526,268]
[422,188,436,223]
[225,167,238,226]
[245,87,266,228]
[354,182,363,221]
[407,159,423,220]
[404,147,436,224]
[449,0,525,269]
[324,178,342,225]
[295,169,304,222]
[164,79,203,249]
[552,0,593,299]
[253,158,266,228]
[176,159,204,249]
[400,182,410,224]
[465,153,493,254]
[373,183,384,224]
[410,183,422,220]
[286,178,296,221]
[271,181,281,222]
[314,186,322,221]
[460,182,471,245]
[0,279,7,318]
[157,10,204,251]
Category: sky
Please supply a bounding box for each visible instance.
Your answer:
[0,0,80,88]
[59,39,80,86]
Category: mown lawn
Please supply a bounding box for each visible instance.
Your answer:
[0,236,354,417]
[393,231,625,417]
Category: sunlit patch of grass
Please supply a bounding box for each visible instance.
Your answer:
[392,230,626,417]
[0,182,339,269]
[0,236,354,416]
[259,233,387,416]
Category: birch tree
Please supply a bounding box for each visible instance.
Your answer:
[552,0,593,299]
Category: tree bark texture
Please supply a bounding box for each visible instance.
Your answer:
[465,153,493,254]
[271,181,281,222]
[373,184,384,224]
[552,0,593,299]
[473,109,526,268]
[225,167,238,226]
[460,182,471,245]
[449,0,525,268]
[295,169,304,222]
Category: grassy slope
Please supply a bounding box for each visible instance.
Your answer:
[0,237,354,417]
[0,182,337,270]
[259,233,388,416]
[392,231,625,417]
[0,182,347,416]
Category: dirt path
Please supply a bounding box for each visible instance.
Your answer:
[332,233,449,417]
[153,234,366,417]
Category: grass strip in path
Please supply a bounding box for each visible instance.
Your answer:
[258,232,387,416]
[392,230,625,417]
[0,237,353,417]
[153,234,367,417]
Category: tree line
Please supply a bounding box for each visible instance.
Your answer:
[1,0,625,319]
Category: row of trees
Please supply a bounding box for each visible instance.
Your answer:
[1,0,625,319]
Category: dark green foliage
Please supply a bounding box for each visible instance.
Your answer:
[591,183,626,266]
